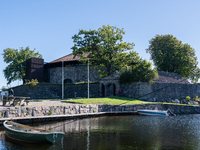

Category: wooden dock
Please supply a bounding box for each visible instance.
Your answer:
[0,111,139,125]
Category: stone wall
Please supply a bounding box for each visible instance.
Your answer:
[1,103,200,119]
[0,104,98,118]
[98,103,200,115]
[13,81,200,102]
[49,66,101,84]
[13,83,100,99]
[99,103,200,115]
[13,84,62,99]
[120,82,200,102]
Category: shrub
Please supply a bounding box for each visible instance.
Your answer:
[186,96,191,101]
[2,87,8,91]
[193,95,199,101]
[119,60,158,84]
[48,109,55,115]
[25,79,39,88]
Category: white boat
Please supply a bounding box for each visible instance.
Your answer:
[137,109,168,116]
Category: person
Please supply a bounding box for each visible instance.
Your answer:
[118,89,121,96]
[9,88,14,96]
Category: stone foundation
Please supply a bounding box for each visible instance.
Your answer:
[0,104,98,118]
[1,103,200,118]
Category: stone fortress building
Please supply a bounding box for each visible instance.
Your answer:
[26,52,190,85]
[24,52,191,99]
[26,53,101,85]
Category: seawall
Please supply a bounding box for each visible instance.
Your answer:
[13,82,200,103]
[0,103,200,125]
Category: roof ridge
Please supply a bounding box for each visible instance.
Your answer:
[49,53,75,63]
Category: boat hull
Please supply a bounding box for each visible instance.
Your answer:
[137,110,168,116]
[3,121,64,144]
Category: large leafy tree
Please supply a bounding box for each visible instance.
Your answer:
[2,47,42,84]
[71,25,135,77]
[146,34,200,83]
[119,54,158,84]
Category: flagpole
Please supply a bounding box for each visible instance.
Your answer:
[62,61,64,99]
[88,59,89,99]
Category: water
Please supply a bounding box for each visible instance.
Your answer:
[1,114,200,150]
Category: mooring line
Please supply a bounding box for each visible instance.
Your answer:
[48,120,77,131]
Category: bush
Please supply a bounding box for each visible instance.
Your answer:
[25,79,39,88]
[186,96,191,101]
[2,87,8,91]
[119,60,158,84]
[193,95,199,101]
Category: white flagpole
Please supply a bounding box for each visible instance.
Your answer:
[62,61,64,99]
[88,59,89,99]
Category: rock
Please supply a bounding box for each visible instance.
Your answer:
[188,102,193,105]
[172,99,180,104]
[193,101,199,105]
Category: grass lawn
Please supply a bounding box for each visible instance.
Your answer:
[29,97,196,106]
[61,96,152,105]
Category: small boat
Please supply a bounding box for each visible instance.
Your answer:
[3,121,64,144]
[137,109,168,116]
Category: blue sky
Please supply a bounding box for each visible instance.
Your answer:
[1,0,200,88]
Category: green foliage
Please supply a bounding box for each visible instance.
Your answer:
[1,86,8,91]
[146,34,200,83]
[193,95,199,101]
[119,59,158,84]
[25,79,39,88]
[71,25,135,78]
[2,47,43,84]
[48,109,55,115]
[186,96,191,101]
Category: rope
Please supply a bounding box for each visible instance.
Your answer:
[48,120,77,131]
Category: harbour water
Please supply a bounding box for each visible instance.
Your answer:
[0,114,200,150]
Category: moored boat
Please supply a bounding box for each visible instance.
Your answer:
[137,109,168,116]
[3,121,64,144]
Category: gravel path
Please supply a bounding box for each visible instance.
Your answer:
[0,100,67,108]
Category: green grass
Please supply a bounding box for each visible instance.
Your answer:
[61,96,151,105]
[28,97,199,106]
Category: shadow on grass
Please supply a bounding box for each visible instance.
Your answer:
[61,101,83,104]
[107,96,141,101]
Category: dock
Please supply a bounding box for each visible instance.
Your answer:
[0,111,139,125]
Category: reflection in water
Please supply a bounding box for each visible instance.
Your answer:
[1,115,200,149]
[87,122,89,150]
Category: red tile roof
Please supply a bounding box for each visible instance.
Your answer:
[50,53,85,63]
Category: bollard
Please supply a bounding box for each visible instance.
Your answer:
[32,109,35,116]
[64,107,66,115]
[4,110,8,118]
[79,107,81,114]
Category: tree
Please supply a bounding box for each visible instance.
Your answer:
[71,25,135,78]
[119,58,158,84]
[2,47,43,84]
[146,34,200,83]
